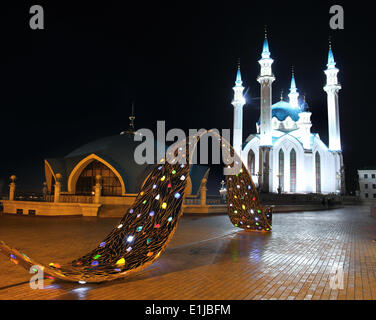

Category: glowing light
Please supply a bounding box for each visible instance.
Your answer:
[167,183,172,188]
[180,164,185,168]
[242,205,246,210]
[147,252,154,257]
[136,226,143,232]
[153,184,157,189]
[158,166,162,170]
[78,281,86,284]
[161,176,166,181]
[10,254,16,260]
[126,247,132,252]
[142,200,147,204]
[172,170,176,175]
[174,192,181,199]
[168,217,173,222]
[114,268,121,272]
[137,214,141,218]
[149,211,155,217]
[91,261,99,267]
[129,209,134,213]
[93,254,101,260]
[117,224,123,229]
[99,242,106,247]
[140,191,144,196]
[154,224,161,228]
[161,202,167,209]
[180,175,186,181]
[146,238,151,244]
[155,194,160,200]
[127,236,134,243]
[116,258,125,265]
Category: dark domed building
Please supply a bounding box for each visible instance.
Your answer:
[43,131,210,216]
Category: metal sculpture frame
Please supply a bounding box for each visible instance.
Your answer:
[0,131,272,283]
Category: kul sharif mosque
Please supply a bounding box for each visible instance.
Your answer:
[232,34,344,195]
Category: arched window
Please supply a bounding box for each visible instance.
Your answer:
[248,150,255,175]
[279,149,284,192]
[290,149,296,193]
[76,160,122,196]
[315,152,321,194]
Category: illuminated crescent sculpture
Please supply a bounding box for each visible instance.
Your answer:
[0,131,272,283]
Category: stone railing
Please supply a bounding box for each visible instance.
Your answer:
[45,194,94,204]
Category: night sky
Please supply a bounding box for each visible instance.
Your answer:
[0,1,374,194]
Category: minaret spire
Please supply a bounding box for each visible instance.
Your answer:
[120,101,136,135]
[257,29,275,193]
[232,61,246,157]
[288,67,299,109]
[324,40,342,151]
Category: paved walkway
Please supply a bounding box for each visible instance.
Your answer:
[0,206,375,300]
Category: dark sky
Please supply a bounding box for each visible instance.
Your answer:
[0,1,374,194]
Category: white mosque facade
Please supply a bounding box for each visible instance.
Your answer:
[232,36,344,194]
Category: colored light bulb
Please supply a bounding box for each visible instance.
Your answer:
[174,192,181,199]
[162,202,167,209]
[127,236,134,243]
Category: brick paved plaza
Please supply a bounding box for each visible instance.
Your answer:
[0,206,376,300]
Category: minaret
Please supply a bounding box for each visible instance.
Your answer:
[288,68,299,109]
[257,30,275,193]
[297,95,312,150]
[324,42,342,151]
[232,64,246,157]
[257,32,275,146]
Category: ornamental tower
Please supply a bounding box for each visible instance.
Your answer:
[288,68,299,109]
[257,32,275,193]
[257,33,275,146]
[232,65,246,157]
[324,43,342,151]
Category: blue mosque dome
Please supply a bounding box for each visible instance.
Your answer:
[257,100,301,125]
[271,101,301,122]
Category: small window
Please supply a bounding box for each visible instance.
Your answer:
[372,174,376,179]
[373,194,376,199]
[365,174,368,179]
[365,193,369,198]
[16,209,23,215]
[373,184,376,189]
[365,184,369,189]
[28,210,36,216]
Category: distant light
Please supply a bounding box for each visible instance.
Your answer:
[127,236,134,243]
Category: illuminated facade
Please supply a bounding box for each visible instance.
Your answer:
[233,36,345,194]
